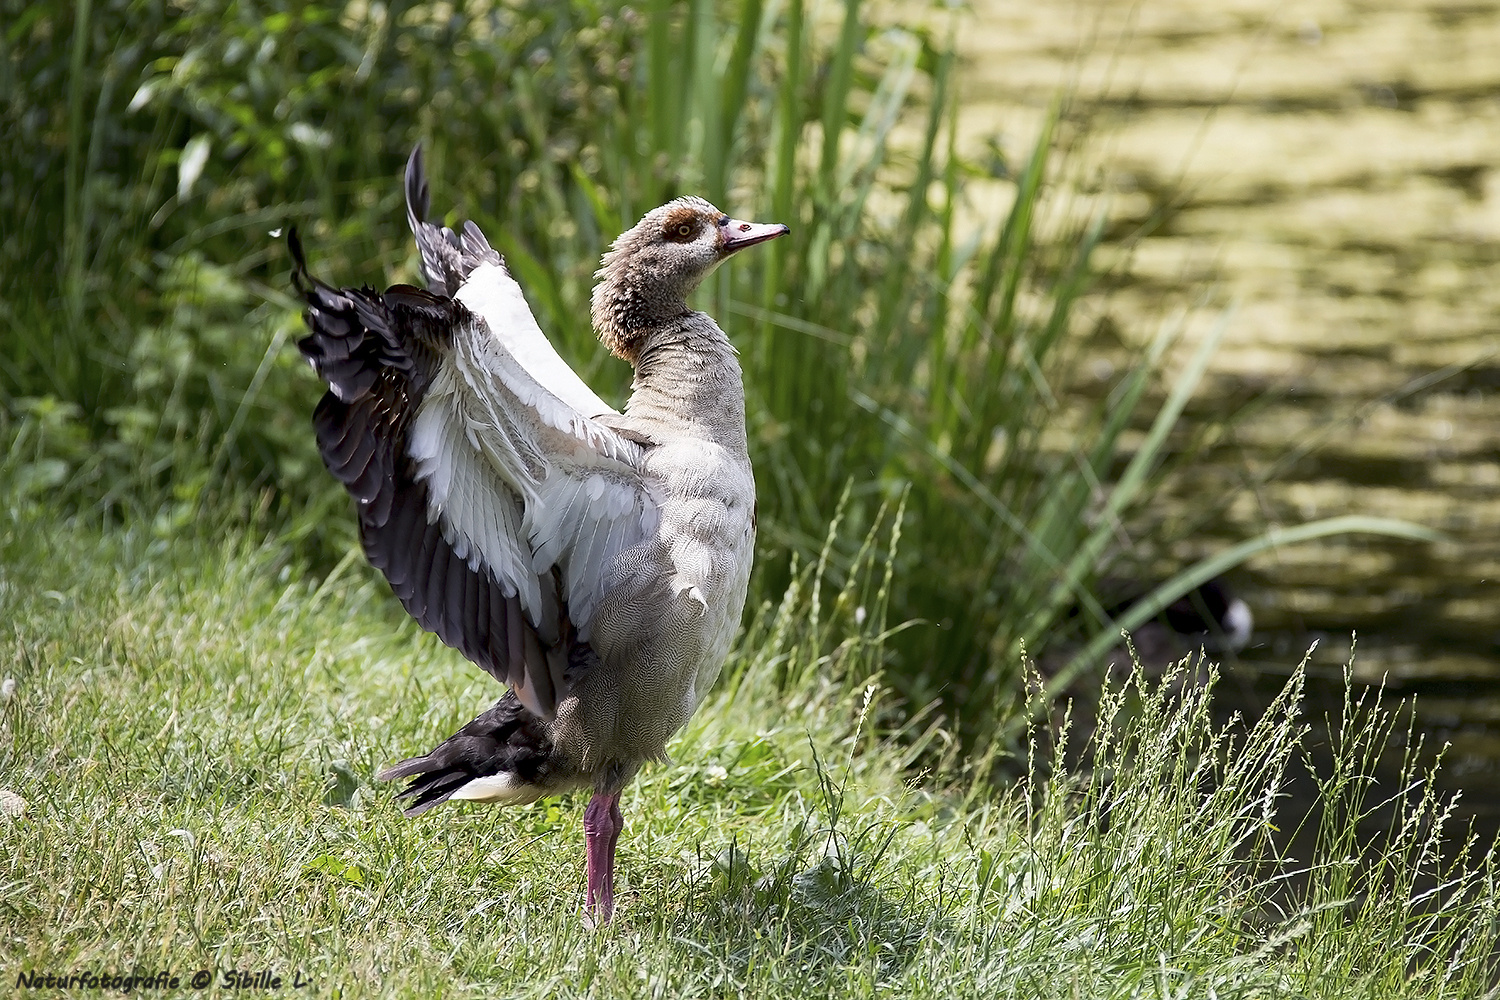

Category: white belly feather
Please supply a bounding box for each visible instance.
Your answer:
[560,436,755,765]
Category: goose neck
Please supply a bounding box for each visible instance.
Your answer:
[624,316,746,449]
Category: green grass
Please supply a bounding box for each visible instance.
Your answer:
[3,500,1496,998]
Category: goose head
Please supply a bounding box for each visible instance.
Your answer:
[591,196,789,360]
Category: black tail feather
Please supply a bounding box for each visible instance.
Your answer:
[377,693,557,817]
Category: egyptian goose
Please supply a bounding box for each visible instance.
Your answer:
[290,146,788,923]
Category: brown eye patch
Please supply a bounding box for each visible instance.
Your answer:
[662,208,702,243]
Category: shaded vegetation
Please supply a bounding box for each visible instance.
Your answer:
[2,0,1221,744]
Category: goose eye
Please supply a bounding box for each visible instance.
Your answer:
[717,215,730,226]
[662,214,701,242]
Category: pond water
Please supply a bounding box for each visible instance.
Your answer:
[940,0,1500,828]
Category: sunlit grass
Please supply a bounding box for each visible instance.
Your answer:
[2,500,1494,998]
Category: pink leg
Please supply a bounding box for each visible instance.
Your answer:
[583,790,624,924]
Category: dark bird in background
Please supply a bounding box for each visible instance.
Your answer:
[291,146,788,923]
[1107,577,1254,668]
[1040,576,1254,705]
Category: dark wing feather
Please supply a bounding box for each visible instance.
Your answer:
[404,145,502,296]
[291,232,577,714]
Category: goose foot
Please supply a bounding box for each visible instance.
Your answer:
[583,790,623,925]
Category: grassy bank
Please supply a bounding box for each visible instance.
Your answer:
[2,501,1495,997]
[5,4,1485,990]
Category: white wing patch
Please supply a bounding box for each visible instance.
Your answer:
[529,467,656,640]
[409,365,540,616]
[407,264,658,648]
[457,262,615,419]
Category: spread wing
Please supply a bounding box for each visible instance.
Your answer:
[291,155,657,720]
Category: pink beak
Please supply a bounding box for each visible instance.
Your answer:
[719,218,790,254]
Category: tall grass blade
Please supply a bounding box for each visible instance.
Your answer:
[720,0,765,159]
[1017,305,1234,661]
[62,0,93,335]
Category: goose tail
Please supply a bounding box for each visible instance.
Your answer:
[377,693,560,817]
